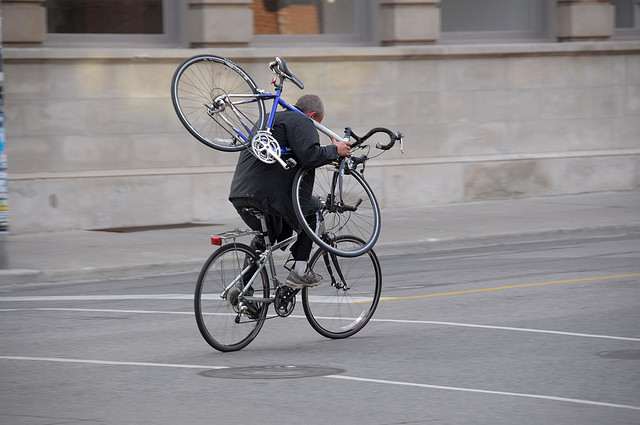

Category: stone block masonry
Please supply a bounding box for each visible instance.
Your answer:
[4,43,640,233]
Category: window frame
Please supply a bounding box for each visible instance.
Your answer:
[250,0,378,47]
[438,0,555,44]
[612,0,640,39]
[44,0,188,48]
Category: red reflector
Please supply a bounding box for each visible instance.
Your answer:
[211,236,222,245]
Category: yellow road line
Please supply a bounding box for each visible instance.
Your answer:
[379,273,640,302]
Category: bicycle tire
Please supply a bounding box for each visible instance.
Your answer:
[171,55,265,152]
[194,243,269,352]
[302,235,382,339]
[292,165,381,257]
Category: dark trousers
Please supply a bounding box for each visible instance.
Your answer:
[231,198,315,262]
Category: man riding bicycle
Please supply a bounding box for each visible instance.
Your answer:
[229,94,351,288]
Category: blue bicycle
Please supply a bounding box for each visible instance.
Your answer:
[171,55,403,257]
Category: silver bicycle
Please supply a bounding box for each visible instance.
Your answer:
[194,207,382,352]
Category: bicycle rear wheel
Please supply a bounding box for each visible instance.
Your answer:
[171,55,265,152]
[302,236,382,339]
[194,243,269,352]
[292,165,381,257]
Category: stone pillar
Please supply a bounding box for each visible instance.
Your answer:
[380,0,440,46]
[188,0,253,47]
[556,0,615,41]
[1,0,47,46]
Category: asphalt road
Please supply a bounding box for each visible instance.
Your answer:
[1,234,639,425]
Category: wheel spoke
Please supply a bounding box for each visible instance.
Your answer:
[293,166,380,257]
[302,237,382,338]
[171,55,265,152]
[194,243,269,352]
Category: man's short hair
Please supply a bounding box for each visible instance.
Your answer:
[295,94,324,117]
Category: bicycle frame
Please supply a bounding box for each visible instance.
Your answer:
[221,231,298,304]
[221,91,349,147]
[265,93,349,143]
[219,231,353,314]
[215,201,357,309]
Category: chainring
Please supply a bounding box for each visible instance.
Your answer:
[274,286,296,317]
[251,131,281,164]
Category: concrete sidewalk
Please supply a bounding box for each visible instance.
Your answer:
[1,190,639,285]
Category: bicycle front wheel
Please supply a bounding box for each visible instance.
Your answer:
[171,55,265,152]
[292,165,381,257]
[302,236,382,339]
[194,243,269,352]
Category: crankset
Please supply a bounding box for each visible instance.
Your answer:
[274,286,298,317]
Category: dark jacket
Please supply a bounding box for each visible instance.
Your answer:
[229,110,339,230]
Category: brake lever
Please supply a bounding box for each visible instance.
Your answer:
[397,133,404,154]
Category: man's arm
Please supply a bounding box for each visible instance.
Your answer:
[288,117,343,168]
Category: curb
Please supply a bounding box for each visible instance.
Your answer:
[0,269,42,285]
[376,225,640,256]
[0,261,205,286]
[2,225,639,286]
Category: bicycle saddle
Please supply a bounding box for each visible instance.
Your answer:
[241,207,264,218]
[275,57,304,90]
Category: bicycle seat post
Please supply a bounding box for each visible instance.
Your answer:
[248,208,284,290]
[257,212,272,249]
[242,208,271,249]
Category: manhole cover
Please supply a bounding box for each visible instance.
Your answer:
[597,350,640,360]
[199,365,345,380]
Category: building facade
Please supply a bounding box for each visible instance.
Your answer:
[2,0,640,233]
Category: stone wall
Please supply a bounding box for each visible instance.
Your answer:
[4,42,640,233]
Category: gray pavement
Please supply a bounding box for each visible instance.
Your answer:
[1,190,639,285]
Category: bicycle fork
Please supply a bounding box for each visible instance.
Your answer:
[330,164,363,213]
[323,251,350,291]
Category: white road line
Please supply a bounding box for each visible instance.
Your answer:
[0,294,372,303]
[0,307,194,315]
[0,355,227,369]
[369,318,640,342]
[1,355,638,412]
[0,294,194,301]
[2,307,638,342]
[326,375,640,411]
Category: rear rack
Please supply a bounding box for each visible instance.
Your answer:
[211,228,259,245]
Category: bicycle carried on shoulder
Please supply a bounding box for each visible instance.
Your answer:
[171,55,404,258]
[194,207,382,352]
[172,55,403,351]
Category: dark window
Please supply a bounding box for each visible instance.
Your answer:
[613,0,640,28]
[440,0,552,43]
[442,0,535,32]
[45,0,163,34]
